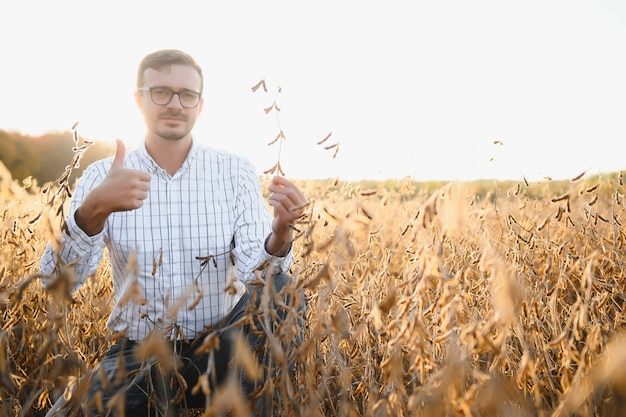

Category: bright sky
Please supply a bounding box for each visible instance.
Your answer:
[3,1,625,182]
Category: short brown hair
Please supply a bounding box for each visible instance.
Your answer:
[137,49,203,92]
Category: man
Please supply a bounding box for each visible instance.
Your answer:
[40,49,307,416]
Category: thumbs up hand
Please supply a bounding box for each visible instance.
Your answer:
[74,139,152,236]
[104,139,152,212]
[110,138,127,169]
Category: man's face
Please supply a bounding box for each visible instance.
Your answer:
[136,64,203,142]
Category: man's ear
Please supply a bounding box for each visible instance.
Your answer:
[197,97,204,114]
[134,90,143,108]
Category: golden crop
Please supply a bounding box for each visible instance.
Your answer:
[2,161,626,416]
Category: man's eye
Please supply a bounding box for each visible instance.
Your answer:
[181,91,197,100]
[152,88,171,98]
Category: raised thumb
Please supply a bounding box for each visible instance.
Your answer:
[111,139,126,169]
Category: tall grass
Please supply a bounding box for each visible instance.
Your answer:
[2,149,626,416]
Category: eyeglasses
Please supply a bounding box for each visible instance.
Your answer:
[138,86,202,108]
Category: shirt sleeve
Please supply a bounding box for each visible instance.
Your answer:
[232,159,293,283]
[39,160,109,292]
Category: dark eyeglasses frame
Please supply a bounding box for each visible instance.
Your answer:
[138,86,202,109]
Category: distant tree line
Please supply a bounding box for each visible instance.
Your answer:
[0,129,114,187]
[2,129,621,200]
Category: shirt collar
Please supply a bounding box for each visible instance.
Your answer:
[138,138,199,178]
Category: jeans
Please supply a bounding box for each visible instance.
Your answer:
[45,272,305,417]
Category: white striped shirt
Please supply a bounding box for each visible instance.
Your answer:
[40,140,292,341]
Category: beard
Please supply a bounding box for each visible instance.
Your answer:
[155,110,191,141]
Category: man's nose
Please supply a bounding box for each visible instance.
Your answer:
[167,92,184,108]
